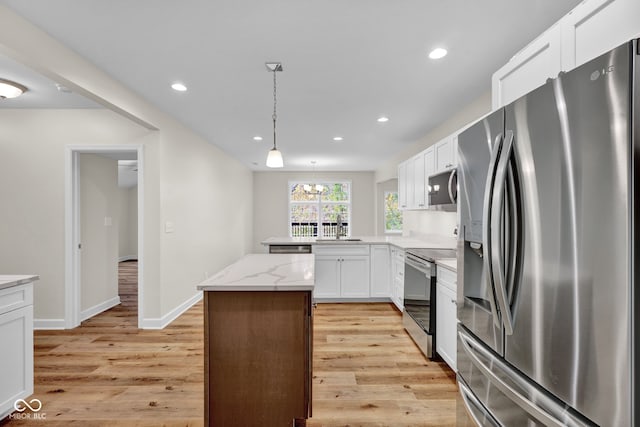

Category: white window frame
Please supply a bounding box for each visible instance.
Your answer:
[384,190,402,234]
[288,180,352,238]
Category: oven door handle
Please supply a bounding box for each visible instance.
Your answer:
[405,254,431,276]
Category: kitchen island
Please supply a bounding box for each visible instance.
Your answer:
[197,254,314,427]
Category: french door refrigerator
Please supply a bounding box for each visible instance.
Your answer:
[456,39,639,426]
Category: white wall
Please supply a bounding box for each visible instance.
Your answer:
[118,185,138,261]
[0,7,254,327]
[80,154,119,313]
[158,127,253,316]
[252,171,375,252]
[0,109,152,322]
[374,91,492,238]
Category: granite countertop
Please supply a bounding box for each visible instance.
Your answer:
[261,234,457,250]
[0,275,39,291]
[197,254,314,292]
[436,258,457,271]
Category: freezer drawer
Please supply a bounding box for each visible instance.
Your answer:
[457,325,593,427]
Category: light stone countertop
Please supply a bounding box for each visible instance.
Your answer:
[261,234,457,250]
[197,254,314,292]
[436,258,457,271]
[0,275,39,291]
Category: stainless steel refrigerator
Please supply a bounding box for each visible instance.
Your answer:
[456,39,639,426]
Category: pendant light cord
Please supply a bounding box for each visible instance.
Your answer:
[272,70,277,150]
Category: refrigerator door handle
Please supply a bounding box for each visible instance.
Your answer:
[505,161,520,305]
[447,168,457,204]
[458,378,500,427]
[490,130,515,335]
[458,329,574,427]
[482,133,504,328]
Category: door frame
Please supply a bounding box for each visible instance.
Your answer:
[64,144,145,329]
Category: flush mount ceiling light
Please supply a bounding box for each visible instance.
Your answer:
[0,78,27,99]
[333,136,344,142]
[253,136,263,141]
[428,48,448,59]
[265,62,284,168]
[171,82,187,92]
[377,116,389,123]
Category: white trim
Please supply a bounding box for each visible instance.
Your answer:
[65,145,145,329]
[33,319,66,330]
[140,292,202,330]
[80,296,121,322]
[118,255,138,262]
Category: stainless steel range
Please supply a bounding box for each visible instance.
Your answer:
[403,248,456,359]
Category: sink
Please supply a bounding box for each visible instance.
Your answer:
[315,238,362,242]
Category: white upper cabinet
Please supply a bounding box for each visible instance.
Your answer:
[492,23,563,109]
[413,153,426,209]
[398,161,408,210]
[492,0,640,109]
[434,136,457,171]
[561,0,640,70]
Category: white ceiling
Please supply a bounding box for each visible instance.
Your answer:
[1,0,582,171]
[0,54,102,109]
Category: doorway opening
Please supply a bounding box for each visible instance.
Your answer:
[65,145,145,329]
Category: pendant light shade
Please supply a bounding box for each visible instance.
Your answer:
[266,148,283,168]
[265,62,284,168]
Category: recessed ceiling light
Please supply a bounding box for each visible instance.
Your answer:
[333,136,344,141]
[428,48,448,59]
[253,136,263,141]
[377,116,389,123]
[171,82,187,92]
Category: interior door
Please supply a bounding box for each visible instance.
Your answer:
[503,42,632,426]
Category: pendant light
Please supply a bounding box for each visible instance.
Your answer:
[265,62,284,168]
[303,161,324,194]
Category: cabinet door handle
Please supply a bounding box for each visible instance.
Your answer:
[451,299,457,305]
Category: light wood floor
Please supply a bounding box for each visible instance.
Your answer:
[2,262,458,426]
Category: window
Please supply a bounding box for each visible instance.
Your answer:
[384,191,402,233]
[289,181,351,238]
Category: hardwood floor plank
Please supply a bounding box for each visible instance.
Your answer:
[1,265,459,426]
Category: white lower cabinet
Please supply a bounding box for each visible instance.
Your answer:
[436,266,457,371]
[314,256,341,298]
[390,247,405,311]
[0,283,35,420]
[313,245,370,299]
[370,245,391,298]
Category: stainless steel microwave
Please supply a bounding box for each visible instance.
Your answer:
[428,168,457,211]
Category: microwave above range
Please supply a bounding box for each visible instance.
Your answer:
[428,168,457,211]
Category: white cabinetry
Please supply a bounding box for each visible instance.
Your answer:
[492,24,563,109]
[413,154,426,209]
[313,246,370,299]
[370,245,391,298]
[492,0,640,109]
[0,282,34,420]
[398,161,408,210]
[434,136,457,171]
[390,247,405,311]
[436,265,457,371]
[561,0,640,70]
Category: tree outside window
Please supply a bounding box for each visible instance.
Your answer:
[289,181,351,238]
[384,191,402,233]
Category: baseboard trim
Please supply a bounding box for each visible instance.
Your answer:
[118,255,138,262]
[314,297,392,303]
[80,296,121,322]
[141,291,202,330]
[34,318,66,330]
